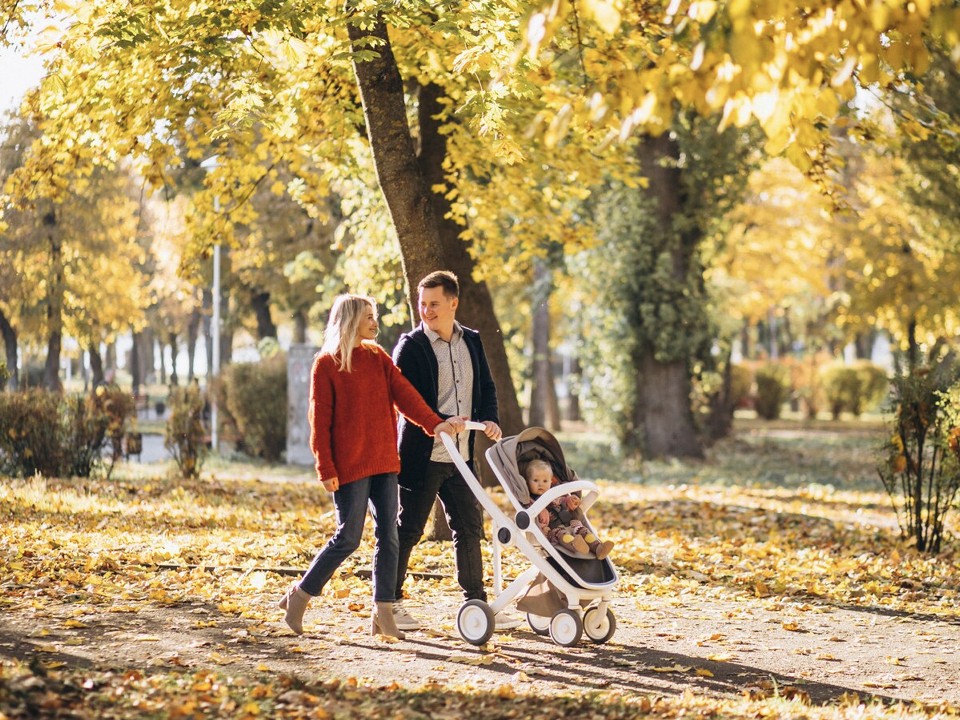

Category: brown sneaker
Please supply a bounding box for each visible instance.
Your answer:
[592,540,614,560]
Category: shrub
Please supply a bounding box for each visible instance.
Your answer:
[165,384,208,478]
[821,361,889,419]
[0,389,64,477]
[854,362,890,415]
[0,360,8,388]
[878,347,960,554]
[0,386,136,478]
[61,394,109,478]
[222,354,288,462]
[754,364,790,420]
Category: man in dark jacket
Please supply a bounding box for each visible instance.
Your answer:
[392,270,518,631]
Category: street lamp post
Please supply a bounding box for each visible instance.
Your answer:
[201,155,221,452]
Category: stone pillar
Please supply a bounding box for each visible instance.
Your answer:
[287,344,319,466]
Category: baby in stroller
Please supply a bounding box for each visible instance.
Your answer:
[523,459,614,560]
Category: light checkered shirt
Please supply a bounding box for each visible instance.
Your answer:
[424,322,474,462]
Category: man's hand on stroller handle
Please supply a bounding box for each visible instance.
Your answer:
[481,421,502,441]
[437,419,500,440]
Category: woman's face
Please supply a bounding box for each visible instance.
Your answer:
[357,306,379,342]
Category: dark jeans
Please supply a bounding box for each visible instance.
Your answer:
[395,461,486,602]
[298,473,399,603]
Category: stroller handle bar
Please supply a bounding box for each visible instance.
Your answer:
[456,420,488,432]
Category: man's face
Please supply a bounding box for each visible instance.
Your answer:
[418,285,458,334]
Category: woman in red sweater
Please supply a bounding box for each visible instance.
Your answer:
[279,294,462,639]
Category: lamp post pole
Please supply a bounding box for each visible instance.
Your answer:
[211,202,220,451]
[201,155,221,453]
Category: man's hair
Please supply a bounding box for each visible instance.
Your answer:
[418,270,459,298]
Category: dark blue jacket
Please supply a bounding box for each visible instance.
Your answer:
[393,324,499,489]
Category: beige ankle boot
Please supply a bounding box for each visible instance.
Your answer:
[371,601,406,640]
[281,586,311,635]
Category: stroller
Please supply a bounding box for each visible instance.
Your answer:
[440,423,618,647]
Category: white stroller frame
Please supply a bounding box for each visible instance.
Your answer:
[441,422,618,647]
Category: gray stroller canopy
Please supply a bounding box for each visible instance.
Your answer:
[489,426,579,506]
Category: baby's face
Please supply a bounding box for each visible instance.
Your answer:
[527,469,552,496]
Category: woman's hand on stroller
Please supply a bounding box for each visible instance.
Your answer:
[434,416,466,436]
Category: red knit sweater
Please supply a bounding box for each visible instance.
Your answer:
[309,343,444,485]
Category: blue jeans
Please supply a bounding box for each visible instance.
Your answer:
[298,473,399,603]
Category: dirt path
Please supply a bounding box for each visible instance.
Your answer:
[5,572,958,707]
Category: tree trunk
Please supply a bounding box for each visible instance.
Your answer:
[854,329,875,360]
[634,352,705,458]
[705,347,735,442]
[131,328,141,397]
[42,209,63,392]
[566,355,582,422]
[632,133,703,459]
[187,308,201,382]
[293,309,308,344]
[907,318,920,372]
[139,328,155,387]
[348,25,527,540]
[168,332,179,386]
[0,309,18,391]
[347,14,445,301]
[105,342,116,375]
[416,82,524,436]
[251,290,277,340]
[89,344,105,387]
[528,260,560,430]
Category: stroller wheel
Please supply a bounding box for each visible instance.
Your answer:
[457,600,495,646]
[549,609,583,647]
[583,606,617,644]
[526,613,551,636]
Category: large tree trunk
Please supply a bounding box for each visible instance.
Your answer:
[347,18,524,433]
[416,82,524,436]
[251,290,277,340]
[633,133,703,459]
[348,22,525,541]
[0,309,18,391]
[347,15,445,297]
[42,209,63,392]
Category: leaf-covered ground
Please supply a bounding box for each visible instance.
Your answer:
[3,421,960,719]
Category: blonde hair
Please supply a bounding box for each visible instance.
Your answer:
[524,458,553,482]
[320,294,377,372]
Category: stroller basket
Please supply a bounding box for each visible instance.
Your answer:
[440,423,618,648]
